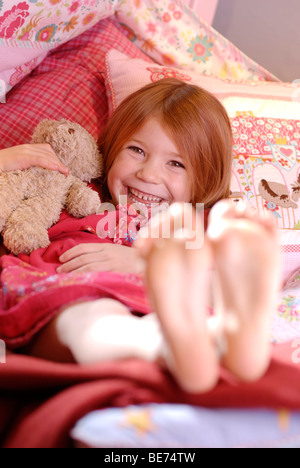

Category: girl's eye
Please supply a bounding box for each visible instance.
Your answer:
[169,160,185,169]
[128,146,145,156]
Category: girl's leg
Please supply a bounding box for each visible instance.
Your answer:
[55,299,164,364]
[207,200,281,381]
[142,236,219,394]
[137,201,281,391]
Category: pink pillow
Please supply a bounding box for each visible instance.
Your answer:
[105,49,297,117]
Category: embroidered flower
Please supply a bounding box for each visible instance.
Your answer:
[0,2,29,38]
[63,16,79,32]
[69,1,81,14]
[120,23,137,42]
[277,158,289,167]
[161,53,176,66]
[278,296,300,322]
[264,201,279,213]
[142,39,156,53]
[173,11,182,20]
[82,12,96,25]
[146,21,157,35]
[125,230,137,244]
[187,35,213,64]
[147,66,192,82]
[163,12,172,23]
[36,24,58,42]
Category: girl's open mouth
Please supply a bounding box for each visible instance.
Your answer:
[127,187,164,206]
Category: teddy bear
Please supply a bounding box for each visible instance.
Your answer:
[0,119,103,255]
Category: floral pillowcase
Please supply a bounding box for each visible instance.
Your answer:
[0,0,117,103]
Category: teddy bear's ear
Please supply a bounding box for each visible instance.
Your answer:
[31,119,58,144]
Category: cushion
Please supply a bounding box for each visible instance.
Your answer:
[105,49,300,283]
[0,0,117,103]
[105,49,298,119]
[115,0,278,82]
[0,19,152,148]
[0,0,278,103]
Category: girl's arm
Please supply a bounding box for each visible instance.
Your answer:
[57,243,145,276]
[0,145,69,265]
[0,145,69,174]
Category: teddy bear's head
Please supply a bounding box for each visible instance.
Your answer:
[31,119,103,182]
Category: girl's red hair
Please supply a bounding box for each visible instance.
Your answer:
[99,78,233,208]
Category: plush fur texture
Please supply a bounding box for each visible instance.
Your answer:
[0,119,103,255]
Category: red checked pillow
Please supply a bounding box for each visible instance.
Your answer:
[0,19,153,148]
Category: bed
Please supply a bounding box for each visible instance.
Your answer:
[1,0,300,448]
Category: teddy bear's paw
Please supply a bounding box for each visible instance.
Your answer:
[67,188,101,218]
[82,190,102,216]
[3,223,50,255]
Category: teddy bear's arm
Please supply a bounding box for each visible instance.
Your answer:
[0,172,25,232]
[66,177,101,218]
[2,193,65,255]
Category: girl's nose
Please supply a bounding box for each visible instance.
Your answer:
[136,161,161,184]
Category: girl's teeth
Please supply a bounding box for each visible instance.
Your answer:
[129,188,162,203]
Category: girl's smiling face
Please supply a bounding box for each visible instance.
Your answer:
[107,118,192,208]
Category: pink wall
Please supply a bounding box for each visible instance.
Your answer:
[213,0,300,81]
[186,0,219,25]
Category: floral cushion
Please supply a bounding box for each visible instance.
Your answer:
[115,0,278,82]
[0,0,118,102]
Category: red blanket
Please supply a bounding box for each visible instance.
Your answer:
[0,343,299,448]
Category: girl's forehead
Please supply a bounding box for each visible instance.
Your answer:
[128,119,179,149]
[128,116,174,140]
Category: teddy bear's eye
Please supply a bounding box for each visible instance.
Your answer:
[68,128,75,135]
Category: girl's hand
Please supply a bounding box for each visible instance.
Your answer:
[0,144,69,175]
[57,243,145,275]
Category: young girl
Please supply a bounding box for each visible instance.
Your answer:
[0,79,280,394]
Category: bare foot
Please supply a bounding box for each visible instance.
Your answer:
[207,200,281,381]
[138,205,219,394]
